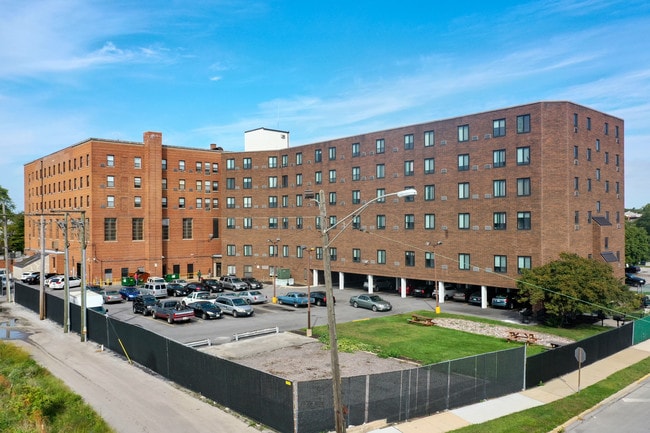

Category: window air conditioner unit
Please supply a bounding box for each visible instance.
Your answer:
[441,168,447,174]
[440,140,447,145]
[471,135,479,141]
[484,134,491,139]
[392,147,398,152]
[484,164,492,169]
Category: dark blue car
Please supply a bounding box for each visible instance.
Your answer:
[119,286,142,301]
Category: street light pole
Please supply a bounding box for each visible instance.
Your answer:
[302,246,314,336]
[268,238,280,303]
[309,187,417,433]
[429,241,443,314]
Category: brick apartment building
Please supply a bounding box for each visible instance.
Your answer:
[23,101,624,298]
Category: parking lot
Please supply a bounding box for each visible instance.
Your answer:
[44,283,525,346]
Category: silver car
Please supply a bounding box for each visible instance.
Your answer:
[214,296,254,317]
[349,294,392,312]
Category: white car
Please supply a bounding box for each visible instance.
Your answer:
[49,276,82,290]
[45,274,64,287]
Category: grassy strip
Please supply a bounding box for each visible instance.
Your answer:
[451,356,650,432]
[311,311,608,364]
[0,341,114,433]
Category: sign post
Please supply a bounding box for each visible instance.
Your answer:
[574,347,586,392]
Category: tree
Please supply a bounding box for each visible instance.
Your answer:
[0,185,23,254]
[625,222,650,265]
[632,203,650,237]
[517,252,640,326]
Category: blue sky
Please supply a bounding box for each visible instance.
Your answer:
[2,0,649,210]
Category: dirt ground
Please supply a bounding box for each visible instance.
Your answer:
[203,318,575,382]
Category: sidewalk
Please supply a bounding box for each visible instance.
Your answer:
[351,339,650,433]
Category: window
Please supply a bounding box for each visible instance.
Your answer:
[458,213,470,229]
[328,192,337,205]
[107,175,115,188]
[242,197,252,208]
[424,213,435,229]
[179,197,186,209]
[605,180,609,193]
[295,194,303,207]
[161,197,167,208]
[162,218,169,240]
[517,178,531,196]
[132,218,144,241]
[328,147,336,160]
[424,158,435,174]
[604,122,609,135]
[268,156,278,168]
[605,152,609,164]
[517,211,531,230]
[296,152,303,165]
[404,160,414,176]
[615,154,620,167]
[575,211,580,224]
[107,155,115,167]
[424,184,435,201]
[587,117,592,130]
[425,252,435,268]
[405,251,415,267]
[404,134,414,150]
[573,113,579,128]
[376,164,385,179]
[596,168,601,181]
[518,256,531,274]
[268,217,278,229]
[282,195,288,208]
[294,173,302,187]
[574,146,579,159]
[179,179,186,191]
[517,114,531,133]
[376,188,386,202]
[352,190,361,204]
[493,180,506,198]
[352,215,360,229]
[494,255,507,273]
[212,162,219,173]
[296,216,303,229]
[404,185,415,202]
[459,254,470,270]
[268,196,278,208]
[376,214,386,230]
[195,161,202,172]
[352,248,361,263]
[516,147,530,165]
[226,245,236,256]
[179,160,185,171]
[314,149,322,163]
[352,167,360,181]
[212,181,219,191]
[493,118,506,137]
[134,196,142,208]
[493,149,506,168]
[376,139,385,154]
[458,125,469,142]
[587,148,592,161]
[329,248,337,262]
[104,218,116,241]
[424,130,435,147]
[282,217,289,229]
[494,212,506,230]
[315,171,322,185]
[204,180,210,193]
[196,180,202,191]
[107,196,115,208]
[405,214,415,229]
[204,198,210,209]
[226,158,235,170]
[268,176,278,188]
[240,158,251,170]
[195,198,202,209]
[596,139,600,152]
[596,200,601,213]
[587,178,592,191]
[162,159,167,170]
[224,197,233,209]
[243,177,252,189]
[226,217,235,229]
[458,154,469,171]
[281,155,288,167]
[243,245,252,257]
[377,250,386,265]
[352,142,360,157]
[329,169,337,183]
[574,177,579,191]
[458,182,469,199]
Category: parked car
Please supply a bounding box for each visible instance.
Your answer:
[214,296,254,317]
[491,294,514,309]
[201,279,224,293]
[350,294,392,312]
[310,290,334,306]
[151,300,194,324]
[119,286,141,301]
[24,272,41,285]
[183,282,207,293]
[49,276,82,289]
[626,265,641,274]
[452,290,470,302]
[242,277,263,290]
[21,271,39,283]
[132,294,157,315]
[219,275,249,291]
[277,291,311,307]
[237,290,268,304]
[166,282,189,297]
[44,274,62,287]
[86,284,103,293]
[625,273,646,287]
[362,278,394,291]
[468,292,482,306]
[186,301,223,320]
[101,289,123,304]
[411,285,434,298]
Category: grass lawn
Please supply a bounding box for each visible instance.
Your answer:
[0,341,114,433]
[311,311,610,364]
